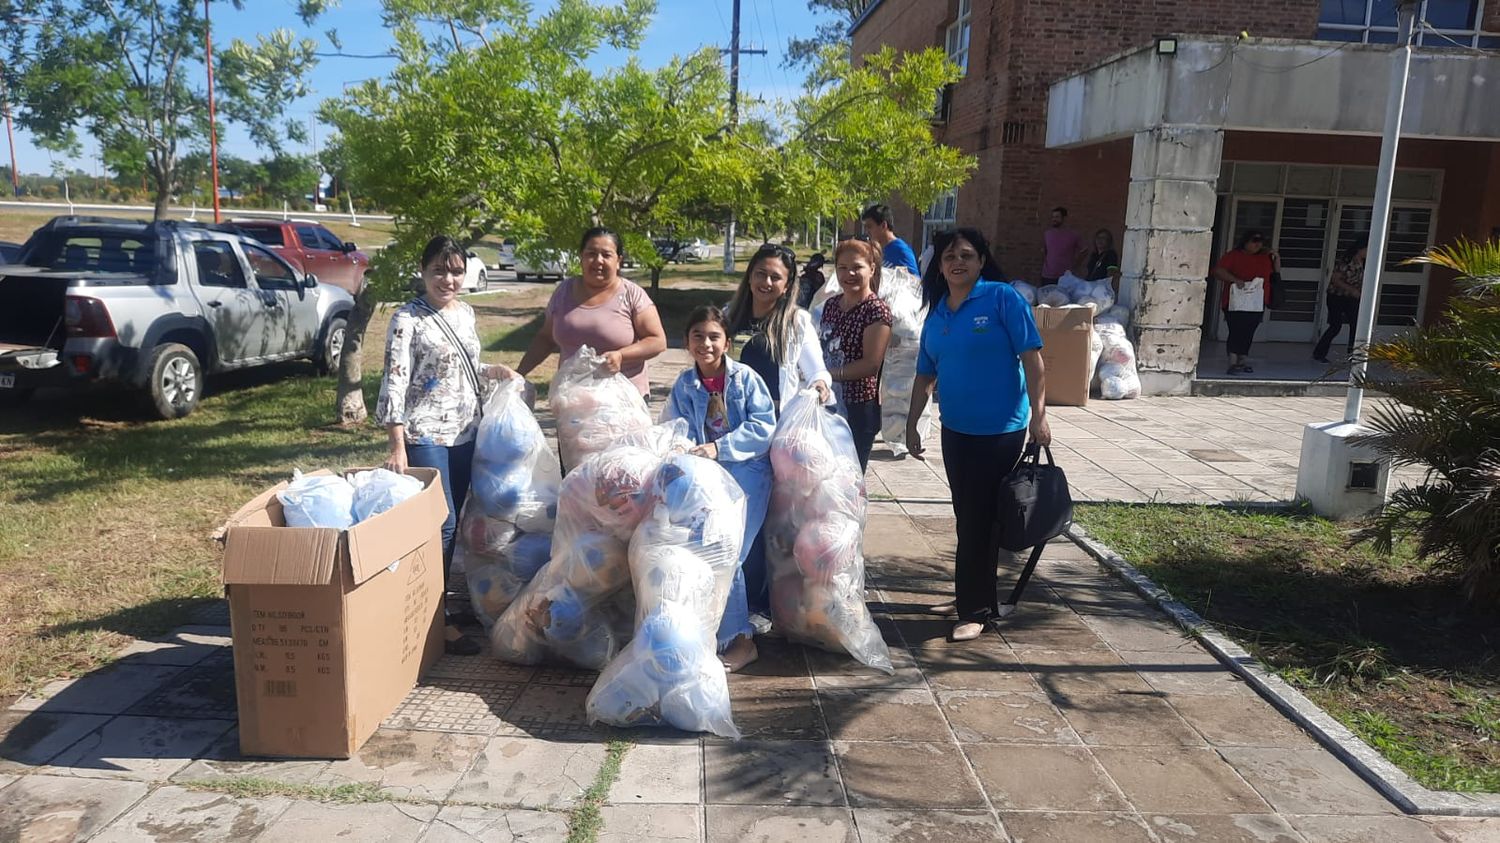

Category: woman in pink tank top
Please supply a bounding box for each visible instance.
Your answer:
[516,227,668,396]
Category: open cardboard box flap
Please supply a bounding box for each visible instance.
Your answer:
[220,467,444,587]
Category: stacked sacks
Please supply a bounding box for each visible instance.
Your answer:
[877,266,930,458]
[550,345,652,471]
[459,378,562,627]
[1096,322,1142,400]
[586,454,746,737]
[765,391,894,672]
[1096,305,1130,327]
[1036,284,1071,308]
[490,444,663,669]
[1010,281,1039,306]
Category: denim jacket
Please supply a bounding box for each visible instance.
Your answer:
[662,357,777,466]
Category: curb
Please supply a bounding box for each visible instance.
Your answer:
[1064,521,1500,817]
[1191,378,1350,397]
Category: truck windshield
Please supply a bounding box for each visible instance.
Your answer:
[238,225,285,247]
[24,231,158,275]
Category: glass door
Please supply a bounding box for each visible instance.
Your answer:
[1332,202,1434,341]
[1209,198,1280,341]
[1261,198,1333,342]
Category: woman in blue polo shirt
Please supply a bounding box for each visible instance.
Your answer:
[905,228,1050,642]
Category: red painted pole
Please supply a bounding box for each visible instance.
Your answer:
[205,0,221,222]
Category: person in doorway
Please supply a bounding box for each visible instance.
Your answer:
[378,235,517,656]
[662,305,778,672]
[1213,230,1277,375]
[1084,228,1121,289]
[516,227,668,397]
[1314,236,1368,364]
[723,243,832,631]
[820,239,893,471]
[1041,206,1083,284]
[861,203,919,275]
[906,227,1048,643]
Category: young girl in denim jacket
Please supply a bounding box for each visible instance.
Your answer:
[662,305,776,672]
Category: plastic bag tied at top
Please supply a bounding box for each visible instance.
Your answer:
[766,391,893,672]
[277,470,356,530]
[586,453,746,737]
[877,266,930,458]
[549,344,653,471]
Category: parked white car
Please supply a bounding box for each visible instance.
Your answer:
[679,239,712,262]
[514,249,568,282]
[461,251,489,292]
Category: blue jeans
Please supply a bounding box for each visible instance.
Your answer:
[405,439,476,598]
[838,398,881,471]
[716,457,772,651]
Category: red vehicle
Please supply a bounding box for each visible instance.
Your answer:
[231,219,369,294]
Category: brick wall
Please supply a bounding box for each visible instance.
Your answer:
[1485,2,1500,33]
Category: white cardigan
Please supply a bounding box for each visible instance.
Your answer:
[725,305,831,401]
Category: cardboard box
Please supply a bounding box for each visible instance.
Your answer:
[1033,305,1095,407]
[220,467,446,758]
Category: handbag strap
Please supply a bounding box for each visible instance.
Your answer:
[1003,542,1048,608]
[411,297,483,398]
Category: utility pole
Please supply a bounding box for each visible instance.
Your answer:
[720,0,767,273]
[205,0,222,222]
[3,95,18,197]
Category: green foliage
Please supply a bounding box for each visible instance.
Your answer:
[784,0,869,70]
[1354,239,1500,604]
[5,0,322,217]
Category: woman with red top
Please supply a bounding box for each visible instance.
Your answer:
[1212,230,1278,375]
[819,239,893,471]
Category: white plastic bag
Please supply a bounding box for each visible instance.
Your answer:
[586,454,746,737]
[1036,284,1070,308]
[1094,323,1141,400]
[348,468,424,523]
[877,266,928,458]
[1075,280,1115,312]
[550,345,653,471]
[1057,271,1089,299]
[1010,281,1038,306]
[766,391,893,672]
[277,471,355,529]
[1096,305,1130,326]
[1228,277,1265,312]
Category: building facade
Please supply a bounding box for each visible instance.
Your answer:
[851,0,1500,393]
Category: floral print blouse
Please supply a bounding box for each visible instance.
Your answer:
[377,299,487,446]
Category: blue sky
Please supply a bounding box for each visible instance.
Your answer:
[9,0,825,175]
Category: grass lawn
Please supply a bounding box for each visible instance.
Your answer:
[1077,503,1500,793]
[0,264,736,703]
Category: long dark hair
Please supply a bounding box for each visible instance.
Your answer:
[725,243,798,365]
[920,228,1005,310]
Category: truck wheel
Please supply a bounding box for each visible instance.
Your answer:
[318,316,347,376]
[146,343,201,419]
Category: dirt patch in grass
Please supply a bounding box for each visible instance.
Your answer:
[1077,503,1500,793]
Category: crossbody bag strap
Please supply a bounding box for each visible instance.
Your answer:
[411,298,483,397]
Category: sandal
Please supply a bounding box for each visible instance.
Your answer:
[950,621,986,642]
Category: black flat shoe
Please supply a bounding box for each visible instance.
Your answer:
[445,634,481,656]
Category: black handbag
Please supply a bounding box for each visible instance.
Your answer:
[1269,271,1286,310]
[995,444,1074,610]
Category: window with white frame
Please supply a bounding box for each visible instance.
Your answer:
[1317,0,1499,48]
[945,0,973,74]
[922,188,958,251]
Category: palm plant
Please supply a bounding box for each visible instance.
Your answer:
[1353,238,1500,604]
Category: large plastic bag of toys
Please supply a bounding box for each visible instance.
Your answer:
[877,267,929,458]
[278,471,355,529]
[1036,284,1071,308]
[1010,280,1038,306]
[549,345,653,471]
[586,454,746,737]
[460,378,563,627]
[766,391,893,672]
[490,444,664,669]
[349,468,424,523]
[1096,322,1142,400]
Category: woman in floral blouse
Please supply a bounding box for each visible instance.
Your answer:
[378,235,513,655]
[820,238,893,471]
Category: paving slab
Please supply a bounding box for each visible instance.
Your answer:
[41,715,233,781]
[170,728,330,785]
[1289,814,1447,842]
[999,810,1156,842]
[852,809,1007,842]
[417,806,568,842]
[0,773,149,843]
[1420,817,1500,842]
[704,739,844,806]
[817,688,951,742]
[911,642,1041,694]
[89,784,290,842]
[11,664,185,715]
[1145,813,1306,843]
[723,687,826,741]
[835,741,987,810]
[1217,747,1400,816]
[964,744,1126,812]
[383,676,525,736]
[0,710,112,772]
[596,804,701,842]
[1166,695,1319,748]
[936,690,1078,745]
[112,628,227,668]
[1092,746,1272,814]
[498,683,609,739]
[609,741,702,804]
[449,735,606,808]
[1053,694,1207,747]
[313,728,489,801]
[126,658,238,720]
[254,799,438,843]
[704,805,857,842]
[1015,649,1156,698]
[804,646,925,690]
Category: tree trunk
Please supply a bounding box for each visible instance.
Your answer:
[335,286,378,426]
[150,157,175,221]
[650,265,662,291]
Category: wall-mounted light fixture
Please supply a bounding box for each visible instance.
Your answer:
[1156,36,1179,56]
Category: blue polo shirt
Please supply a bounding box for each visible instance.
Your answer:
[882,238,918,274]
[917,280,1042,436]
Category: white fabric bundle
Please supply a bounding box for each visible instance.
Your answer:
[765,391,893,672]
[586,454,746,737]
[549,345,652,471]
[876,266,929,458]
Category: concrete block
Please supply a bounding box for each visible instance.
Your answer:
[1295,422,1391,520]
[1120,228,1214,281]
[1138,371,1194,396]
[1134,327,1203,373]
[1125,178,1219,231]
[1134,278,1209,328]
[1130,126,1224,181]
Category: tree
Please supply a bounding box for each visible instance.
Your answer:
[784,0,869,71]
[1354,239,1500,603]
[4,0,326,219]
[261,152,319,205]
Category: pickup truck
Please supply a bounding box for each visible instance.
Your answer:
[0,216,354,419]
[231,218,369,294]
